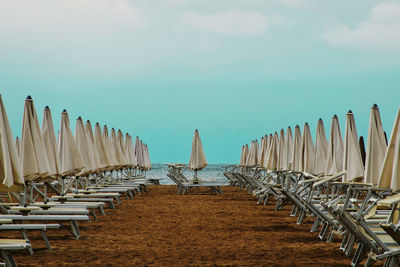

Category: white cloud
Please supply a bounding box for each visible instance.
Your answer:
[177,9,269,36]
[323,1,400,49]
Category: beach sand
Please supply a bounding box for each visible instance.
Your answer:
[7,185,354,266]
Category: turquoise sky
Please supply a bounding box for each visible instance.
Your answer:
[1,0,399,163]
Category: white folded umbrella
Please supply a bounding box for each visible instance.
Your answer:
[15,136,20,159]
[325,115,344,176]
[125,134,138,167]
[300,123,314,173]
[74,117,95,176]
[85,120,103,172]
[343,111,364,182]
[111,128,127,168]
[246,140,258,166]
[41,106,60,178]
[143,144,152,171]
[314,119,328,176]
[378,108,400,191]
[258,135,268,167]
[135,136,145,170]
[0,95,24,191]
[103,126,119,169]
[277,129,286,171]
[292,125,302,172]
[365,104,387,185]
[264,132,278,171]
[188,129,208,171]
[116,129,130,167]
[285,126,293,170]
[57,109,84,177]
[20,96,50,181]
[94,123,111,170]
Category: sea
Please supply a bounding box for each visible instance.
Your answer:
[146,163,230,185]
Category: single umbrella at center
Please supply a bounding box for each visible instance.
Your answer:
[188,129,207,183]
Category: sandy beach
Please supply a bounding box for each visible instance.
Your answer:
[5,185,351,266]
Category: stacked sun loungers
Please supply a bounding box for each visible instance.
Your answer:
[0,95,156,266]
[226,105,400,266]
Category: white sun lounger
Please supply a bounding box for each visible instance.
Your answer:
[0,239,31,267]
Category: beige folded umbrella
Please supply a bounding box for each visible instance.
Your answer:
[125,134,138,167]
[143,144,152,171]
[0,95,24,191]
[343,111,364,182]
[117,129,130,167]
[325,115,344,176]
[189,129,208,172]
[277,129,286,170]
[292,125,302,172]
[15,137,20,159]
[285,127,293,170]
[257,137,264,165]
[365,104,387,185]
[85,120,103,172]
[134,136,145,170]
[123,133,132,166]
[58,109,84,177]
[258,135,268,167]
[111,128,128,168]
[41,106,60,178]
[300,123,314,173]
[314,119,328,176]
[246,140,258,166]
[74,117,95,176]
[20,96,50,181]
[264,132,278,170]
[103,126,119,169]
[240,144,249,166]
[94,123,111,170]
[378,108,400,191]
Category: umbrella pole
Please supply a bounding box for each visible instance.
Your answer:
[44,183,48,204]
[61,177,65,196]
[193,170,199,184]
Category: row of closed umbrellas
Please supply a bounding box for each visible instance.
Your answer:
[240,104,400,191]
[0,94,151,191]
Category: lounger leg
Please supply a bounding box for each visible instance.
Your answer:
[41,230,52,249]
[296,210,305,225]
[318,222,328,240]
[21,231,33,255]
[70,221,80,240]
[109,201,116,209]
[128,190,134,199]
[90,210,98,221]
[1,251,17,267]
[98,206,106,216]
[340,232,349,251]
[311,218,321,232]
[344,235,355,257]
[351,243,366,266]
[290,205,298,217]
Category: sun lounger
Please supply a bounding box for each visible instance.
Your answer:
[0,239,31,267]
[0,214,89,240]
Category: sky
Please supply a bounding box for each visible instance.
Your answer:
[0,0,399,164]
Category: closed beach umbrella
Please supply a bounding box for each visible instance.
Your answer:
[103,126,119,169]
[117,129,129,167]
[285,127,293,170]
[143,144,152,170]
[314,119,328,176]
[343,111,364,181]
[20,96,50,181]
[135,137,145,170]
[188,129,208,171]
[74,117,95,176]
[378,108,400,191]
[58,109,84,177]
[300,123,314,173]
[94,123,111,170]
[258,135,268,167]
[85,120,103,172]
[257,137,264,166]
[240,144,249,166]
[125,134,138,167]
[264,132,278,170]
[41,106,60,178]
[246,140,258,166]
[365,104,387,185]
[325,115,344,176]
[277,129,286,170]
[15,137,20,159]
[0,95,24,191]
[111,128,127,168]
[292,125,302,172]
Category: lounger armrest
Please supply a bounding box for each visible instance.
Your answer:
[312,171,346,188]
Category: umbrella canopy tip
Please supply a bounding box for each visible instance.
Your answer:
[62,109,67,113]
[318,118,323,121]
[26,95,32,100]
[305,122,309,125]
[373,103,378,108]
[348,110,353,114]
[96,122,99,125]
[86,120,90,123]
[333,114,338,118]
[44,105,50,110]
[77,116,82,120]
[295,124,299,128]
